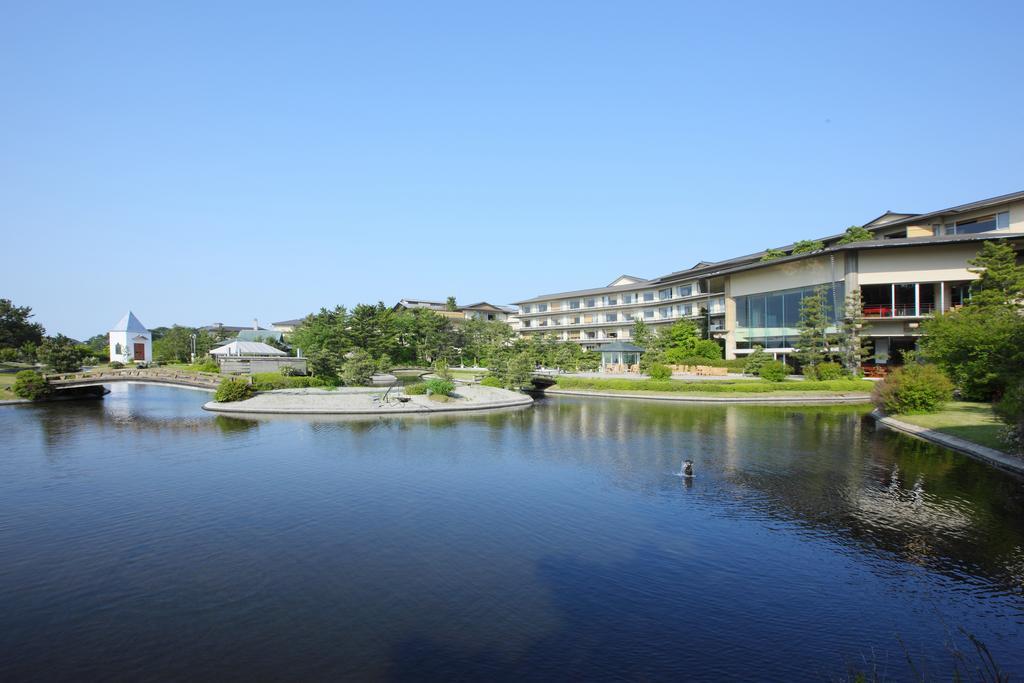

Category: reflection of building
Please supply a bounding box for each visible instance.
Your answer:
[109,311,151,363]
[392,299,517,323]
[514,191,1024,365]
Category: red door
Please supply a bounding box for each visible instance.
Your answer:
[134,343,146,359]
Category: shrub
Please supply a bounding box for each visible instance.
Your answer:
[340,349,376,386]
[994,382,1024,454]
[759,361,791,382]
[404,382,428,395]
[250,373,327,390]
[648,364,672,380]
[37,334,85,372]
[743,346,770,375]
[13,370,51,400]
[815,362,844,380]
[0,348,18,363]
[554,376,873,393]
[193,358,220,373]
[279,365,301,376]
[802,364,818,380]
[215,378,254,403]
[109,361,125,369]
[480,376,503,388]
[872,364,953,415]
[307,350,341,383]
[691,339,723,360]
[425,378,455,396]
[791,239,825,255]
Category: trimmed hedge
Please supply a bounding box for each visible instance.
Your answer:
[758,361,792,382]
[554,376,873,394]
[251,373,327,391]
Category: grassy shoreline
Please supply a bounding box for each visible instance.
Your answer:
[897,402,1010,452]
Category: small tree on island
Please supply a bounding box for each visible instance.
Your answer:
[37,334,86,373]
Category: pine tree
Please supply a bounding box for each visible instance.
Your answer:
[968,240,1024,306]
[795,287,832,373]
[835,290,868,375]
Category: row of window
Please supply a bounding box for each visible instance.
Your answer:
[932,211,1010,236]
[521,284,702,314]
[735,283,845,330]
[520,300,725,327]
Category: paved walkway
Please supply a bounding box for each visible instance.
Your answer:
[204,384,533,415]
[872,410,1024,476]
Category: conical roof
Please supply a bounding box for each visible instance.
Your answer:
[110,311,148,333]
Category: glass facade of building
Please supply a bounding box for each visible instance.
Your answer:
[734,282,845,349]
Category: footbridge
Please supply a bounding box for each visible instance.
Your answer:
[45,368,227,391]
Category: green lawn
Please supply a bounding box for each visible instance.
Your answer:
[898,402,1010,452]
[553,376,874,395]
[0,372,18,399]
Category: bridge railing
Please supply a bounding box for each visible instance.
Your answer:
[44,368,227,386]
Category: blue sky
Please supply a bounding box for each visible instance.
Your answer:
[2,1,1022,339]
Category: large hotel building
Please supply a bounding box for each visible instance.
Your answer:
[513,191,1024,366]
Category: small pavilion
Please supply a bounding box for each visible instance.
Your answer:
[109,311,152,363]
[598,341,645,373]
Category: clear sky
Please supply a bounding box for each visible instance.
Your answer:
[2,1,1022,339]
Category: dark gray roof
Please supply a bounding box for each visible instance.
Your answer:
[272,318,305,326]
[598,341,645,353]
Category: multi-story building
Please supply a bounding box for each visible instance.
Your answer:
[392,299,517,324]
[514,190,1024,366]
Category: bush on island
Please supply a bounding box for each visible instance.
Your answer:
[647,364,672,381]
[872,363,953,415]
[814,362,845,381]
[215,378,254,403]
[425,378,456,396]
[13,370,51,400]
[404,382,428,395]
[758,361,791,382]
[480,375,503,388]
[340,349,377,387]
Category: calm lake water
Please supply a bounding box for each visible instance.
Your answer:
[1,384,1022,681]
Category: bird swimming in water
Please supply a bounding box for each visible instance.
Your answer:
[682,459,694,478]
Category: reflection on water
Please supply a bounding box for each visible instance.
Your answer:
[0,386,1022,680]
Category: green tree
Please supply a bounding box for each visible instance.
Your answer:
[290,307,349,358]
[791,239,825,255]
[631,318,653,349]
[795,287,832,374]
[967,240,1024,306]
[37,334,86,372]
[836,225,873,245]
[446,296,458,311]
[340,349,378,386]
[153,326,215,363]
[0,298,45,350]
[13,370,51,400]
[761,248,786,262]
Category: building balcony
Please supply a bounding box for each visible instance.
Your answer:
[861,303,936,318]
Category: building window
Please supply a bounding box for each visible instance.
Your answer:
[571,316,581,325]
[522,305,531,314]
[622,293,634,304]
[677,284,693,297]
[569,300,580,309]
[585,331,596,339]
[643,309,654,319]
[523,320,532,328]
[658,288,672,300]
[642,291,654,302]
[603,296,618,306]
[585,298,596,308]
[538,303,548,312]
[606,312,618,322]
[607,331,618,339]
[944,212,1009,235]
[659,307,672,318]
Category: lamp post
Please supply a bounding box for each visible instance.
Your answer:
[190,333,197,364]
